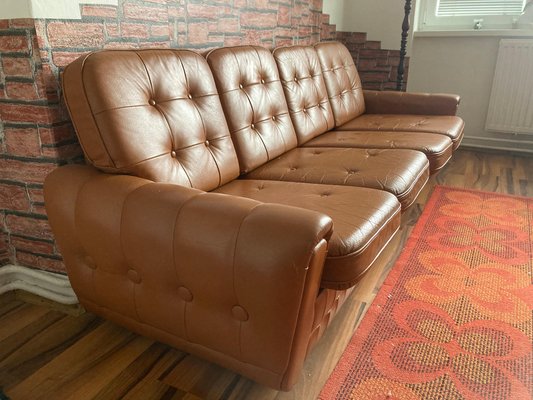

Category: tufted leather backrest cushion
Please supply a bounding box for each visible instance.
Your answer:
[273,46,334,145]
[62,49,240,191]
[314,42,365,127]
[206,46,298,174]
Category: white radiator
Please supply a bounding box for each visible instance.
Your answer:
[485,39,533,135]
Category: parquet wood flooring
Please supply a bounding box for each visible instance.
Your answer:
[1,149,531,400]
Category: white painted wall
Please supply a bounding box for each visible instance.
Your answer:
[322,0,413,50]
[409,34,533,153]
[322,0,346,31]
[0,0,118,19]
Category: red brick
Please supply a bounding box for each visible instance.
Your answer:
[0,35,29,53]
[218,18,239,33]
[278,6,291,26]
[81,5,118,19]
[241,12,277,29]
[28,187,44,204]
[0,103,62,124]
[106,23,120,37]
[5,214,54,240]
[104,42,139,50]
[138,41,171,49]
[11,236,55,255]
[187,22,209,44]
[31,203,48,216]
[0,184,30,212]
[123,3,167,22]
[0,20,9,29]
[121,23,150,38]
[0,158,58,184]
[187,4,222,19]
[51,51,88,68]
[224,36,243,46]
[9,19,34,29]
[16,251,66,272]
[150,24,170,37]
[47,22,105,48]
[42,143,83,160]
[5,81,40,101]
[2,57,33,78]
[360,71,390,82]
[38,125,76,146]
[365,41,381,50]
[5,127,41,157]
[275,37,293,47]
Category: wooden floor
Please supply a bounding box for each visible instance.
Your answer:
[1,149,532,400]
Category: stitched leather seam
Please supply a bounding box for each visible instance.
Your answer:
[172,191,205,342]
[78,52,116,168]
[231,203,261,359]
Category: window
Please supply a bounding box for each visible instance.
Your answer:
[419,0,527,30]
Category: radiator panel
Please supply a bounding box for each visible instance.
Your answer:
[486,39,533,135]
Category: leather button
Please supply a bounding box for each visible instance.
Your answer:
[239,83,244,89]
[250,123,255,129]
[171,150,177,158]
[127,269,141,284]
[232,305,249,322]
[260,79,265,84]
[178,286,193,302]
[302,108,307,113]
[294,77,298,82]
[272,115,276,121]
[148,99,156,106]
[187,93,193,99]
[205,140,210,146]
[84,255,97,270]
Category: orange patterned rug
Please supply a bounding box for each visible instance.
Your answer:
[320,186,533,400]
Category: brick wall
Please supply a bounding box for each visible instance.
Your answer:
[337,31,409,91]
[0,1,406,273]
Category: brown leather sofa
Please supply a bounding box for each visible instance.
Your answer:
[44,42,463,391]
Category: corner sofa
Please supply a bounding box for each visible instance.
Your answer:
[44,42,463,391]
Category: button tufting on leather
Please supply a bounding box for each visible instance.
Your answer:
[148,99,156,106]
[84,255,97,269]
[239,83,244,89]
[272,115,276,121]
[127,269,141,284]
[178,286,193,302]
[260,79,265,84]
[294,77,298,82]
[251,123,255,129]
[205,140,210,146]
[187,93,193,99]
[171,150,177,158]
[232,305,249,321]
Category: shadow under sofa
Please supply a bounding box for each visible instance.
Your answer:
[44,42,464,391]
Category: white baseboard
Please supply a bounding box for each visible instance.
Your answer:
[0,264,78,305]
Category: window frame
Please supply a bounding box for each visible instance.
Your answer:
[418,0,527,31]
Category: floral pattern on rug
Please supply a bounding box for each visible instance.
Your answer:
[320,187,533,400]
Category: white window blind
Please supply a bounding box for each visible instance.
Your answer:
[437,0,526,16]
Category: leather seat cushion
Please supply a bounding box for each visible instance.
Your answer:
[336,114,464,149]
[243,147,429,210]
[304,130,453,174]
[215,180,401,290]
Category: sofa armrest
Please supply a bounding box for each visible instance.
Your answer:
[44,164,333,390]
[363,90,461,116]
